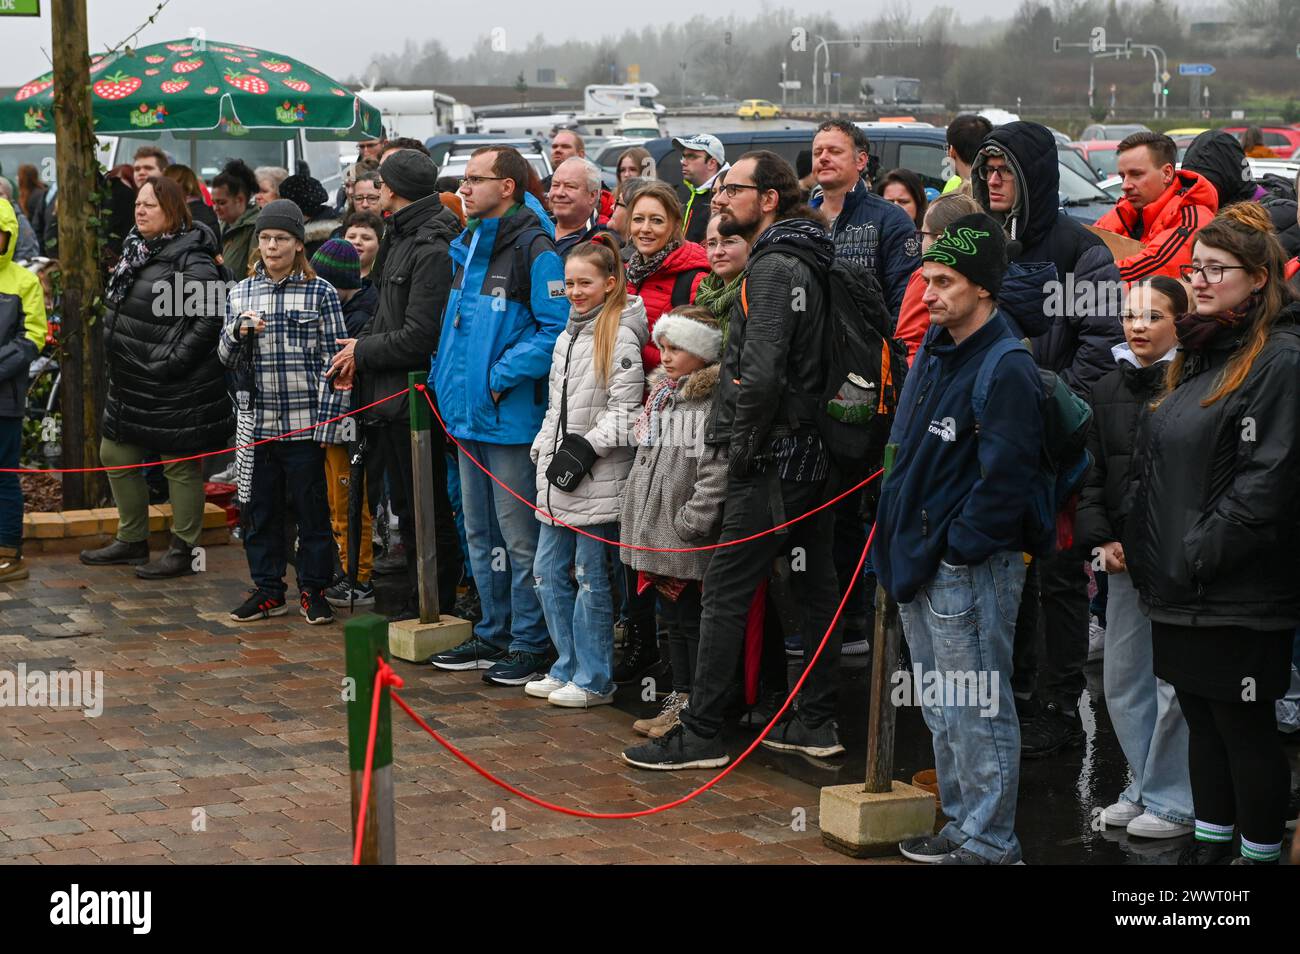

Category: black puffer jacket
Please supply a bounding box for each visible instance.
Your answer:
[1075,347,1171,550]
[1126,305,1300,629]
[972,122,1124,397]
[1183,131,1300,257]
[354,194,460,422]
[102,226,234,452]
[705,212,833,457]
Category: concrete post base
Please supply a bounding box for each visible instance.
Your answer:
[819,781,936,858]
[388,615,473,662]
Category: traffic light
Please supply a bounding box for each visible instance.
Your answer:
[1124,37,1132,54]
[1053,36,1061,53]
[1162,86,1170,96]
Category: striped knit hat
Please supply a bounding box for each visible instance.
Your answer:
[310,238,362,290]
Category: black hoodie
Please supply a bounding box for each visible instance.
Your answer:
[1183,130,1300,257]
[971,121,1124,396]
[706,211,835,462]
[354,193,461,422]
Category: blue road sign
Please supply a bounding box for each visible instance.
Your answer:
[1178,63,1216,76]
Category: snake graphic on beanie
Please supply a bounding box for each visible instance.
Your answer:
[921,212,1007,296]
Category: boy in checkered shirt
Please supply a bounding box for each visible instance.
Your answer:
[219,200,348,625]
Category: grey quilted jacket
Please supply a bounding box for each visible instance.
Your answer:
[531,296,648,527]
[620,363,728,580]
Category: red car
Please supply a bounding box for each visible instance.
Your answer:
[1221,125,1300,158]
[1072,140,1123,179]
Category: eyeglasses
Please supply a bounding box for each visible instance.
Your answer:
[977,164,1016,182]
[719,182,763,198]
[914,229,937,243]
[462,175,506,188]
[259,234,296,246]
[1179,263,1250,284]
[1121,312,1168,324]
[353,194,380,206]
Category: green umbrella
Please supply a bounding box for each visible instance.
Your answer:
[0,38,381,141]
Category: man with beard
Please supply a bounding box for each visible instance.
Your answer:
[622,151,846,769]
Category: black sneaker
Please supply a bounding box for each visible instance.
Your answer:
[622,724,730,771]
[483,650,550,687]
[428,635,508,671]
[1015,695,1043,727]
[324,579,375,608]
[899,833,962,863]
[300,589,335,625]
[937,847,1000,865]
[760,716,846,758]
[230,589,288,622]
[1178,841,1235,865]
[1020,702,1085,758]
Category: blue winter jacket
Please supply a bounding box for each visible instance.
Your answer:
[430,203,568,445]
[811,178,919,318]
[874,309,1044,604]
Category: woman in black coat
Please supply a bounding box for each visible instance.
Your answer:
[80,176,234,579]
[1127,204,1300,865]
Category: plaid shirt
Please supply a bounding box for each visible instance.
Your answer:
[219,265,349,444]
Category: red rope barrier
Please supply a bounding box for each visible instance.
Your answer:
[419,383,880,554]
[352,656,404,865]
[386,524,875,820]
[1,388,409,474]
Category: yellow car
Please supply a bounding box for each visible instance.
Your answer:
[737,99,781,120]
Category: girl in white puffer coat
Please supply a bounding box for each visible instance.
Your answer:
[528,234,647,708]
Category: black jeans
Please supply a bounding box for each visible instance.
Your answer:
[829,464,873,637]
[365,419,461,611]
[660,582,701,694]
[1012,545,1088,712]
[682,471,841,738]
[244,440,332,597]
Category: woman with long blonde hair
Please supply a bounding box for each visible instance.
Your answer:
[1127,202,1300,865]
[527,232,647,708]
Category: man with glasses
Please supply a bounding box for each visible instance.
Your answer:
[1096,132,1217,281]
[624,150,847,770]
[327,148,464,620]
[809,119,919,318]
[674,134,729,244]
[428,146,567,688]
[350,171,383,216]
[549,157,619,259]
[971,120,1124,759]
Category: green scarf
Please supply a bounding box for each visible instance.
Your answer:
[693,272,742,345]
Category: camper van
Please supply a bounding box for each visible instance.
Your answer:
[354,88,457,143]
[583,83,664,116]
[617,109,661,138]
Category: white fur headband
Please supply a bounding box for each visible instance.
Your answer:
[652,314,722,363]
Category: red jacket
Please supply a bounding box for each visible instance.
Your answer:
[1095,170,1218,282]
[1286,257,1299,282]
[627,241,710,369]
[895,268,929,363]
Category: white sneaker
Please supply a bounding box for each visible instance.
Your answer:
[841,637,871,656]
[548,681,615,708]
[1126,812,1193,839]
[1087,616,1105,662]
[524,674,567,699]
[1100,799,1144,827]
[209,464,236,483]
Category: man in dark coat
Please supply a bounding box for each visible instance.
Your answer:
[328,149,463,620]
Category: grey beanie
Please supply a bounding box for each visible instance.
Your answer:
[255,198,305,242]
[380,149,440,201]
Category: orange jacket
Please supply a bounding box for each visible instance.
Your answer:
[1095,170,1218,282]
[1286,257,1299,282]
[895,268,929,363]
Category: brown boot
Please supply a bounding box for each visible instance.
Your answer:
[0,546,29,583]
[632,692,688,738]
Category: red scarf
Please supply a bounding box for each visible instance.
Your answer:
[1173,294,1258,350]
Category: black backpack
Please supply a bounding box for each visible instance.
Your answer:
[741,245,907,465]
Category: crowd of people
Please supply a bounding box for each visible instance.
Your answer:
[1,113,1299,866]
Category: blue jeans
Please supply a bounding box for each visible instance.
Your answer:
[457,440,547,654]
[899,551,1026,864]
[0,417,21,549]
[534,522,617,694]
[1103,571,1193,824]
[445,451,472,582]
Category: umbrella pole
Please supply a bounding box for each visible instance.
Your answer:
[189,136,198,171]
[407,372,439,625]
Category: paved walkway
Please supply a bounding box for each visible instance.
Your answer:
[0,545,880,865]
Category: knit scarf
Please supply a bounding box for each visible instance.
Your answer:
[633,375,677,447]
[626,240,679,288]
[1174,293,1259,350]
[693,273,741,341]
[106,227,178,306]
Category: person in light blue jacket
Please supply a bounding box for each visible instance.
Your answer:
[429,145,569,688]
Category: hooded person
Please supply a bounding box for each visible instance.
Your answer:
[971,120,1125,760]
[0,198,48,582]
[326,148,464,618]
[278,174,342,257]
[1183,129,1300,258]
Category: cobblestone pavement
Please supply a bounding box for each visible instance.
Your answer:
[0,544,885,865]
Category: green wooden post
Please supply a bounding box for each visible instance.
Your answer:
[864,444,902,794]
[408,371,440,624]
[346,612,395,864]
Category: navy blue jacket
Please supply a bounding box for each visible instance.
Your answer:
[811,178,919,318]
[874,309,1044,604]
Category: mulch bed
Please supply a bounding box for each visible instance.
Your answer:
[20,471,63,513]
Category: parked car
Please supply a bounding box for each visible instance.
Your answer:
[1073,139,1123,178]
[1079,123,1151,141]
[736,99,781,120]
[1222,125,1300,158]
[1058,143,1099,183]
